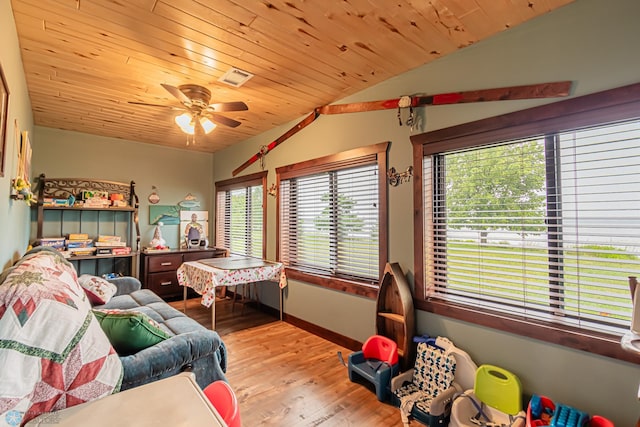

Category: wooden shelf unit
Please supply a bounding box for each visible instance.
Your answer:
[33,174,140,278]
[376,262,416,371]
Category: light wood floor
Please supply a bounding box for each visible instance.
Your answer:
[169,296,406,426]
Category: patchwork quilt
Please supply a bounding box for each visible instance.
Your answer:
[0,249,123,426]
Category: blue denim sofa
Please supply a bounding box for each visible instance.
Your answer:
[95,277,227,390]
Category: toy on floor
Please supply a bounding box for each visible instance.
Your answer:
[391,336,478,427]
[449,364,527,427]
[526,394,614,427]
[347,335,400,401]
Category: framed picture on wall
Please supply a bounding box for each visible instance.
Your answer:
[0,64,9,178]
[149,204,180,225]
[180,210,208,247]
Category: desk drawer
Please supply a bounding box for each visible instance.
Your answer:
[183,251,217,262]
[147,271,180,298]
[147,254,183,273]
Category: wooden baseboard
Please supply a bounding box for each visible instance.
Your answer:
[252,302,363,352]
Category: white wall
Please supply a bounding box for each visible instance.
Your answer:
[212,0,640,424]
[0,0,34,270]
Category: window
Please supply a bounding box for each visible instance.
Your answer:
[412,83,640,362]
[215,171,267,258]
[277,142,389,297]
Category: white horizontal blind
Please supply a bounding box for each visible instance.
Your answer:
[215,185,263,258]
[280,164,380,281]
[424,119,640,334]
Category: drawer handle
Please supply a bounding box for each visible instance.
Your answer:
[160,281,172,286]
[160,262,173,266]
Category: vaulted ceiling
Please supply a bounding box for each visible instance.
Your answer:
[10,0,574,153]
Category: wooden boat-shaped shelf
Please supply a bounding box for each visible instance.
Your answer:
[376,262,415,371]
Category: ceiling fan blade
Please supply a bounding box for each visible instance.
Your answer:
[161,83,191,105]
[206,101,249,112]
[128,101,184,111]
[210,113,242,128]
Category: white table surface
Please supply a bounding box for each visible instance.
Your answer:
[26,372,227,427]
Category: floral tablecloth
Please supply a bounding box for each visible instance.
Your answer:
[176,257,287,308]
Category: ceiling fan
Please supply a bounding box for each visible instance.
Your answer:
[129,83,248,141]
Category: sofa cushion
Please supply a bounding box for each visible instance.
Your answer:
[97,289,228,390]
[0,247,123,426]
[79,274,117,305]
[93,309,172,355]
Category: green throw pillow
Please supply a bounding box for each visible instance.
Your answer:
[92,309,171,355]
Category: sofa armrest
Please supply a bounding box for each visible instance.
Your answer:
[107,276,142,296]
[119,329,226,389]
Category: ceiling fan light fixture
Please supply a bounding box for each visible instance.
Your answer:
[200,117,217,134]
[175,112,195,135]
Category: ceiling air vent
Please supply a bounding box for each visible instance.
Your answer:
[218,67,254,88]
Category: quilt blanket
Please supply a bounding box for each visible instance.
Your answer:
[0,249,122,426]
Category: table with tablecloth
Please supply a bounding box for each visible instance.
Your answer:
[176,256,287,329]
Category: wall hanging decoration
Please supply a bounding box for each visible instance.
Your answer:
[148,186,160,204]
[0,64,8,178]
[387,166,413,187]
[178,193,200,209]
[149,204,180,225]
[10,130,34,204]
[268,182,277,197]
[232,81,573,176]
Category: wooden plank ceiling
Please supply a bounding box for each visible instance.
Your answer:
[10,0,575,153]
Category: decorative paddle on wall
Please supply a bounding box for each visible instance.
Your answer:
[232,81,572,176]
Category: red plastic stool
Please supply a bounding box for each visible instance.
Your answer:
[203,380,241,427]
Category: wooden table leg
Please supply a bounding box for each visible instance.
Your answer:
[183,286,187,313]
[211,298,216,330]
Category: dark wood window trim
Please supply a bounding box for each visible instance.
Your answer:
[215,171,268,259]
[411,83,640,364]
[277,142,389,299]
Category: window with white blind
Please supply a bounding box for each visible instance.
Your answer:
[215,171,267,258]
[425,122,640,335]
[413,83,640,360]
[277,142,388,294]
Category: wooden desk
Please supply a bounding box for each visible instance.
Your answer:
[176,256,286,329]
[26,373,226,426]
[140,248,227,299]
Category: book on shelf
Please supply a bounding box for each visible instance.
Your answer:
[36,237,66,250]
[66,233,89,240]
[97,235,121,243]
[111,247,132,256]
[96,248,113,256]
[94,241,127,247]
[67,247,97,256]
[65,239,94,249]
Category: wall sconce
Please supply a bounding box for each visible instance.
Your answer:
[268,183,277,197]
[387,166,413,187]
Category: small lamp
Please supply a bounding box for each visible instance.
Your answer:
[200,117,217,134]
[175,113,195,135]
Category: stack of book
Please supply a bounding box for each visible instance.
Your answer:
[65,233,96,256]
[95,235,131,256]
